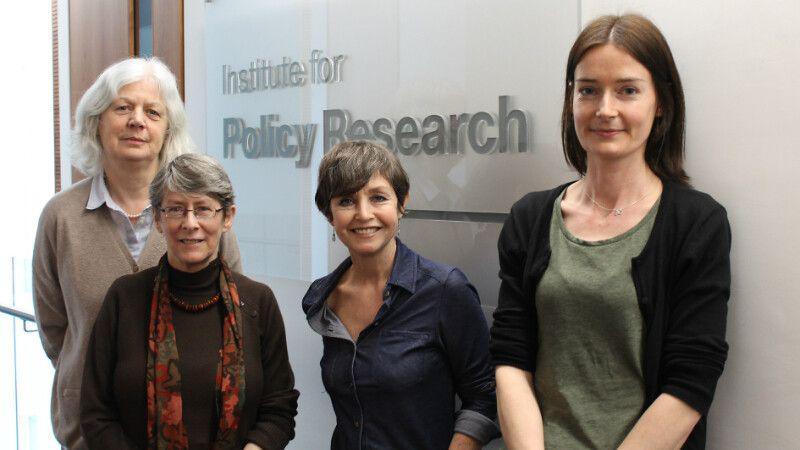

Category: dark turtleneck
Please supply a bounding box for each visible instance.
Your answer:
[168,258,223,450]
[82,257,300,450]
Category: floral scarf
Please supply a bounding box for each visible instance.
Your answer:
[146,256,246,450]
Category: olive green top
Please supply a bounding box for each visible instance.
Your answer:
[534,191,660,449]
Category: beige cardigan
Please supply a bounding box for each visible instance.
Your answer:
[32,177,241,449]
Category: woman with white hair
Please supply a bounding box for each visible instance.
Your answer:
[33,57,241,449]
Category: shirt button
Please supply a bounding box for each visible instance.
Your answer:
[383,290,390,299]
[354,420,360,427]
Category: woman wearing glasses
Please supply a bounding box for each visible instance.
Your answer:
[81,154,298,450]
[32,58,241,450]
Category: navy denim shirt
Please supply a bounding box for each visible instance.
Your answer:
[303,240,498,449]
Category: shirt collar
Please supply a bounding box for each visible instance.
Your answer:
[386,238,417,294]
[302,238,418,319]
[86,173,153,217]
[86,174,108,210]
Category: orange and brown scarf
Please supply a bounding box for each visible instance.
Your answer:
[146,257,246,450]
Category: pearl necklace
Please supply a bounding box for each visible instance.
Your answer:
[125,207,149,219]
[102,175,150,219]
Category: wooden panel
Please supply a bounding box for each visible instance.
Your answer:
[151,0,184,97]
[69,0,132,180]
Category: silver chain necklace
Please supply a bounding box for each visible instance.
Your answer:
[585,189,651,216]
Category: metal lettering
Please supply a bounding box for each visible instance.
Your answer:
[323,109,349,153]
[223,96,531,165]
[318,57,334,82]
[276,125,297,157]
[238,70,250,93]
[248,62,258,91]
[310,50,323,83]
[373,118,396,151]
[289,61,306,86]
[226,65,240,95]
[222,65,229,95]
[294,124,317,168]
[259,115,277,157]
[222,118,244,158]
[421,115,446,155]
[242,127,261,158]
[332,55,346,82]
[448,113,471,154]
[468,112,497,154]
[347,120,373,141]
[396,117,421,156]
[498,95,529,152]
[222,52,346,95]
[267,61,281,88]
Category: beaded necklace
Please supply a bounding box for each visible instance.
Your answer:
[168,292,221,313]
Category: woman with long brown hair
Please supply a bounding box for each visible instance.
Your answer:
[491,14,731,449]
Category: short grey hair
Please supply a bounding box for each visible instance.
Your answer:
[72,57,194,176]
[150,154,235,213]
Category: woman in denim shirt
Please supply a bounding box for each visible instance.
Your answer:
[302,141,498,449]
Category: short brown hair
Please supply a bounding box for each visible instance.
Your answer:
[315,141,410,220]
[562,14,689,185]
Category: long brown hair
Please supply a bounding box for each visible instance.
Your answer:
[561,14,689,185]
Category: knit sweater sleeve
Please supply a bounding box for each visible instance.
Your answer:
[659,201,732,415]
[32,198,67,366]
[490,192,545,373]
[80,279,141,450]
[245,284,299,449]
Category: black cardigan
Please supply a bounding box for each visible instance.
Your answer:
[490,181,731,449]
[81,266,299,450]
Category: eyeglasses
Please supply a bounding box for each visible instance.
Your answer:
[159,206,224,221]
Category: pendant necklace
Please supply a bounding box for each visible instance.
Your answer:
[585,188,651,216]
